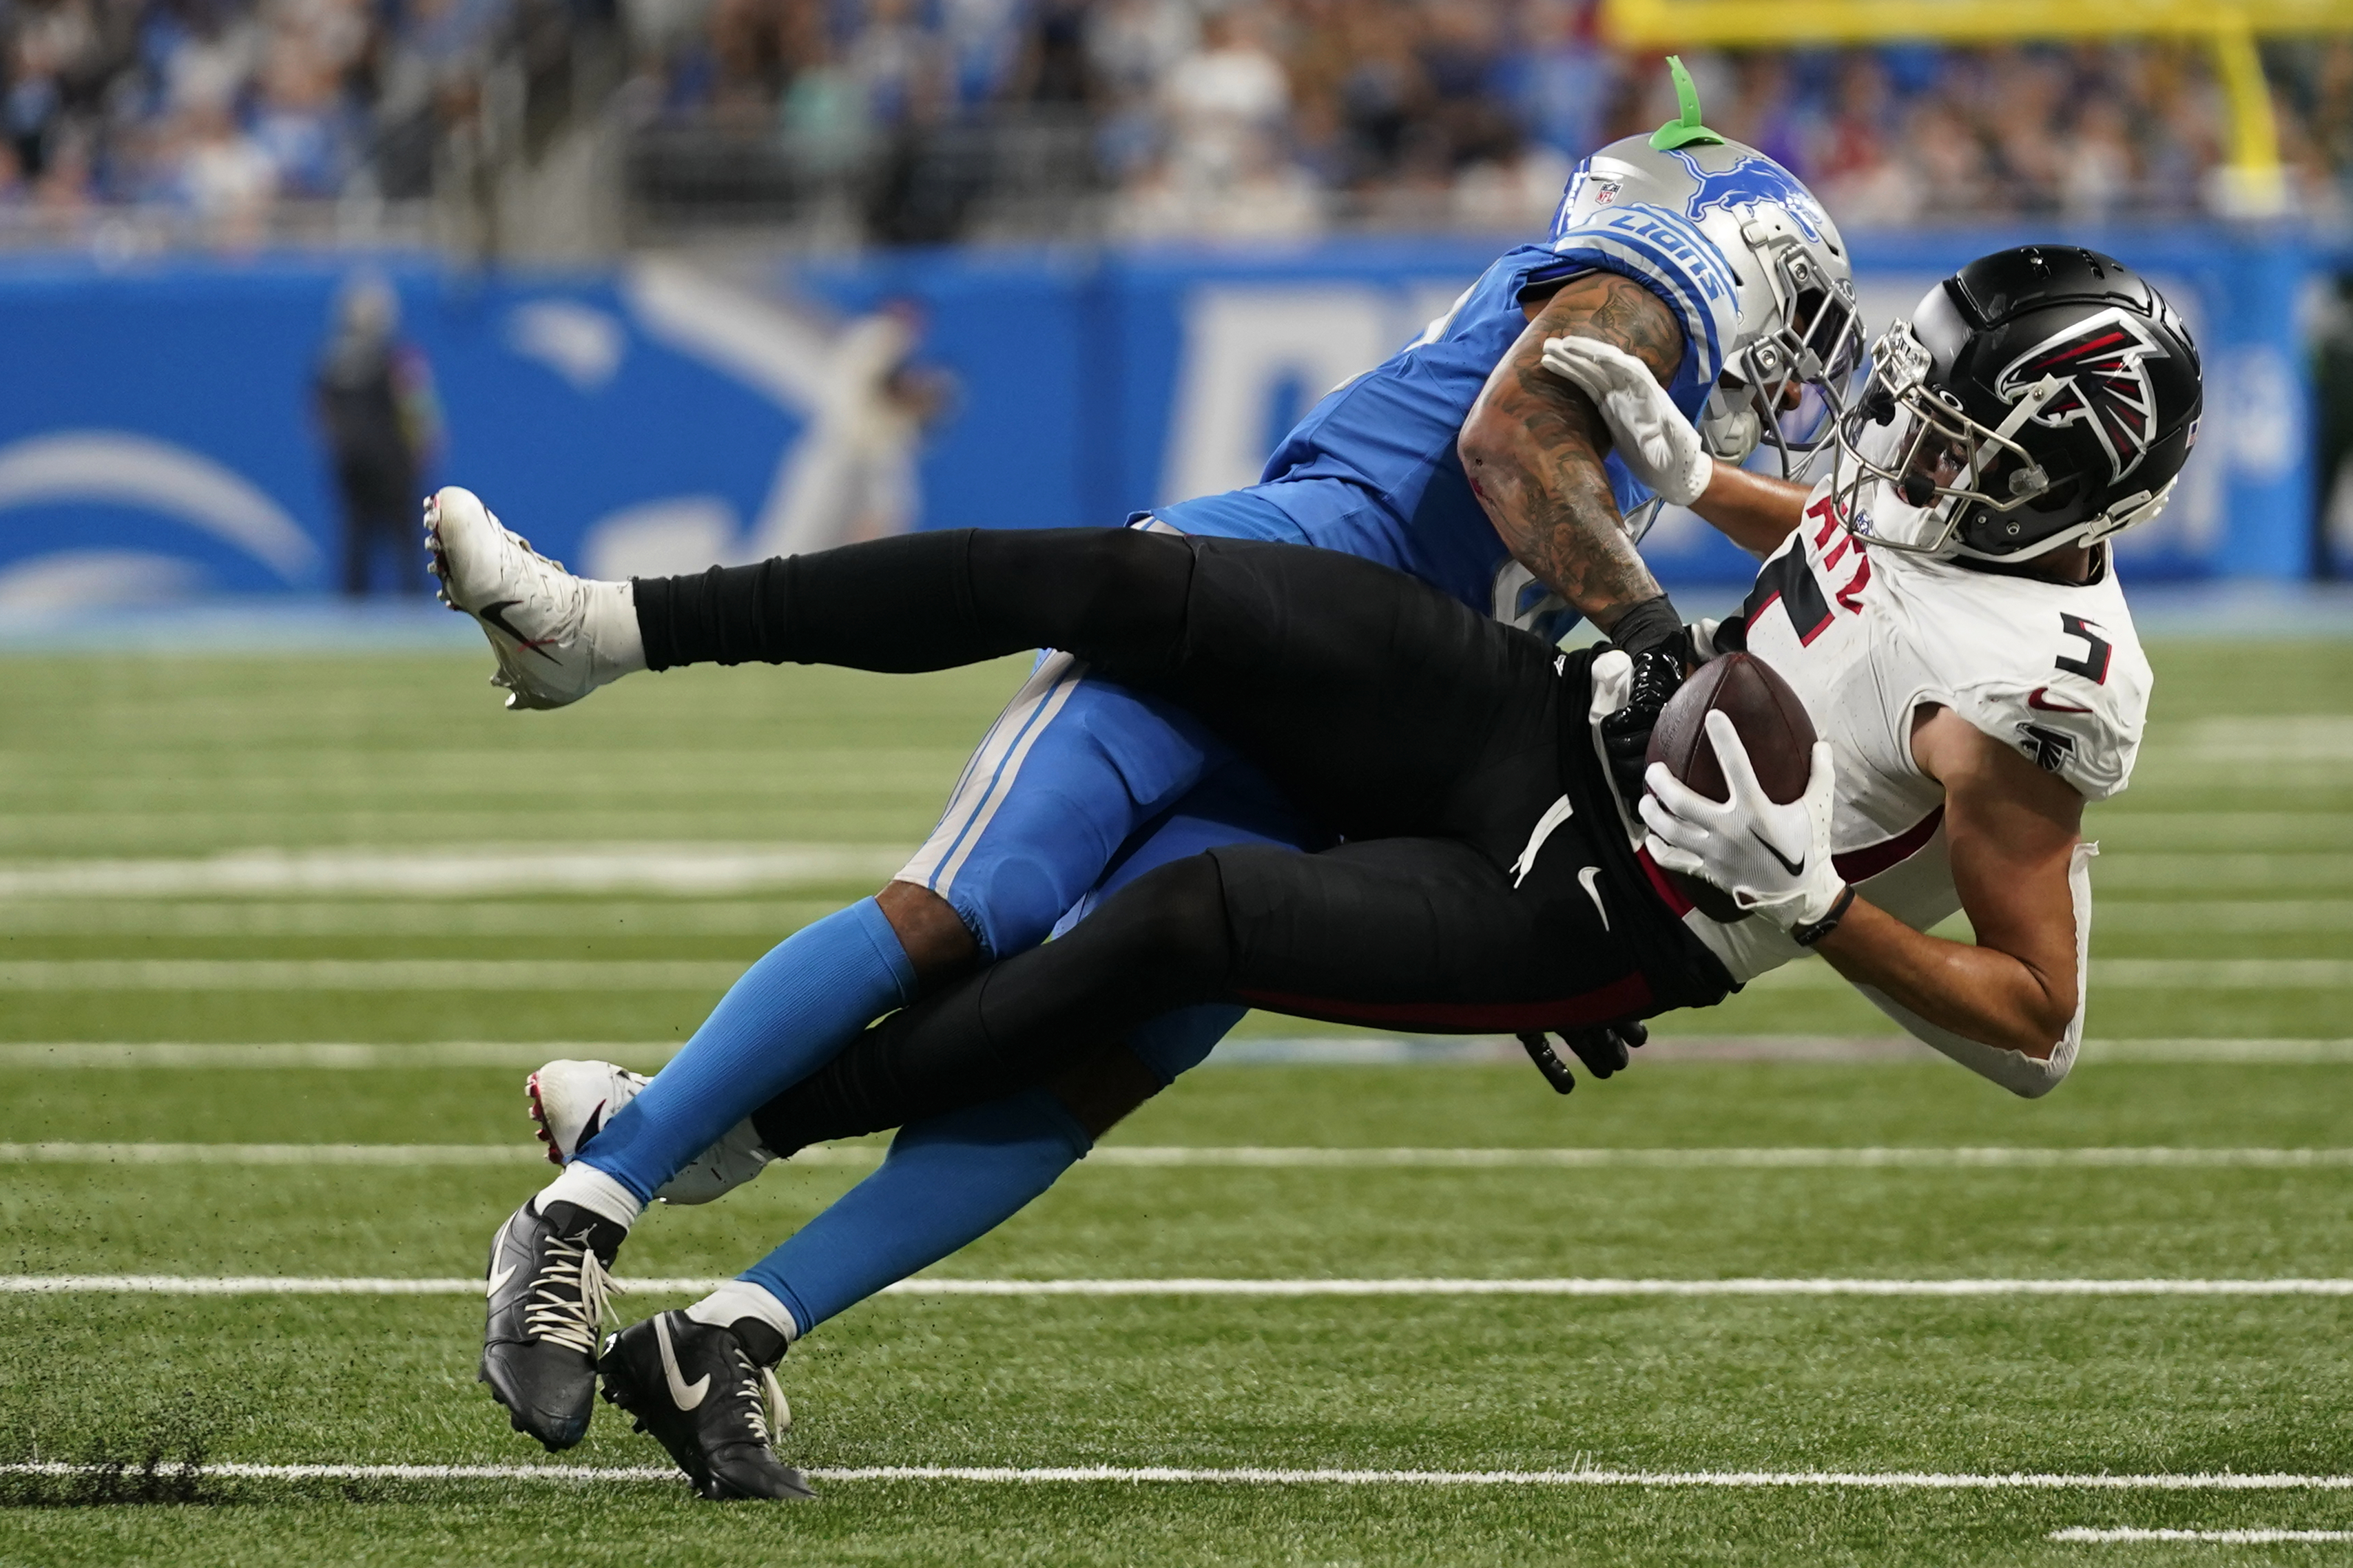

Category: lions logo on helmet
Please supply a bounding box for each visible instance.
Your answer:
[1669,148,1832,246]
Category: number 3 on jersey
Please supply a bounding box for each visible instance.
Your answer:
[1744,495,1871,645]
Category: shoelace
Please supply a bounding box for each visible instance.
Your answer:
[731,1351,792,1447]
[519,1235,622,1356]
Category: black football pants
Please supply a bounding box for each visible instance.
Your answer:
[632,528,1721,1146]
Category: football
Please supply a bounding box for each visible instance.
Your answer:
[1644,651,1821,922]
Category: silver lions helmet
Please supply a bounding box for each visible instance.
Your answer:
[1546,62,1863,481]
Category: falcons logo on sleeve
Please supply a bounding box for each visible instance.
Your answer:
[1993,308,2168,482]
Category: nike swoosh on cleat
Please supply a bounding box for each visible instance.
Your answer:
[477,600,563,663]
[655,1314,710,1410]
[2027,686,2095,714]
[486,1213,522,1296]
[1750,828,1806,878]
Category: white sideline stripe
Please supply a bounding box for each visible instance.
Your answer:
[8,1037,2353,1070]
[0,960,748,991]
[2051,1527,2353,1542]
[0,1041,693,1069]
[1092,1147,2353,1169]
[9,957,2353,992]
[1755,958,2353,991]
[0,1142,553,1165]
[9,1142,2353,1169]
[0,844,907,900]
[1,1461,2349,1492]
[6,1275,2351,1297]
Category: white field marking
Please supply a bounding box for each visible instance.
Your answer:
[2078,1038,2353,1064]
[0,1141,873,1166]
[0,899,842,937]
[8,1142,2352,1171]
[2173,715,2353,762]
[6,1276,2352,1298]
[10,956,2353,993]
[8,893,2350,941]
[2051,1527,2353,1543]
[0,1041,692,1069]
[0,845,906,900]
[8,1037,2353,1069]
[0,960,747,990]
[2085,855,2353,891]
[1752,958,2353,991]
[2086,813,2353,849]
[2092,899,2353,933]
[1,1460,2350,1492]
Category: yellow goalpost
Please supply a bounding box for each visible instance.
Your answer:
[1597,0,2353,213]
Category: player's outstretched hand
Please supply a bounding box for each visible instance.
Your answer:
[1640,711,1844,930]
[1517,1020,1648,1094]
[1540,335,1713,508]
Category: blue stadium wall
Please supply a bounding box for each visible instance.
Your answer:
[0,228,2323,607]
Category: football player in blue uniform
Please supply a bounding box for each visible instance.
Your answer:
[444,72,1863,1496]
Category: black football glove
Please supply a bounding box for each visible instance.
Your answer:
[1517,1020,1649,1095]
[1598,596,1688,811]
[1599,648,1685,812]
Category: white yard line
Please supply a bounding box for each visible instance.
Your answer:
[7,1142,2352,1169]
[6,1037,2351,1069]
[1,1460,2348,1491]
[0,899,842,937]
[0,1041,688,1068]
[0,1142,555,1165]
[2093,899,2353,932]
[0,960,749,990]
[0,845,907,900]
[6,1275,2350,1297]
[10,955,2347,992]
[2050,1527,2353,1542]
[1753,959,2353,991]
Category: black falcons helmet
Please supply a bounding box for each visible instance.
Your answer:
[1832,246,2204,563]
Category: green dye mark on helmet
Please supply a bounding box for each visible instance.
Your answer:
[1648,56,1726,151]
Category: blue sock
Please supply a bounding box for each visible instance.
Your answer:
[745,1088,1092,1335]
[581,898,916,1204]
[744,1003,1243,1335]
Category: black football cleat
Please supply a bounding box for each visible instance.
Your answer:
[479,1198,626,1451]
[599,1311,816,1501]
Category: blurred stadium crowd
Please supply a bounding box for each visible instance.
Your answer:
[2,0,2348,245]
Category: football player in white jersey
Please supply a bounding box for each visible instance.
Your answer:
[1555,243,2199,1091]
[444,244,2199,1495]
[712,247,2198,1159]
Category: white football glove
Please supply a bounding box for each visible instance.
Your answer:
[1539,335,1714,509]
[1639,709,1844,930]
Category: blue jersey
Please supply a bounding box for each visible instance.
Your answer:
[1204,220,1741,643]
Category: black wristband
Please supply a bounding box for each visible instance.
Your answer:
[1790,883,1856,949]
[1608,595,1684,659]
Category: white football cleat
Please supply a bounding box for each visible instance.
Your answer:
[424,486,643,711]
[527,1059,776,1206]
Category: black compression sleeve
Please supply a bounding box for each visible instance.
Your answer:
[633,532,986,671]
[632,527,1197,675]
[1606,594,1684,658]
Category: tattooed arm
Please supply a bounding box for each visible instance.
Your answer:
[1456,271,1687,636]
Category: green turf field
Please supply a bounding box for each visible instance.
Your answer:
[3,642,2350,1565]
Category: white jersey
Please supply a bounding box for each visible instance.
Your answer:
[1673,483,2150,1095]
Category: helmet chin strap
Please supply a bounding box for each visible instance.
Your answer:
[1699,390,1761,463]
